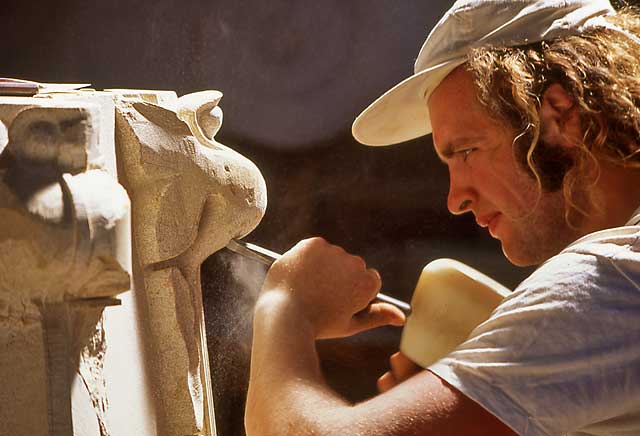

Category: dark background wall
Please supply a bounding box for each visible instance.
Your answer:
[3,1,540,435]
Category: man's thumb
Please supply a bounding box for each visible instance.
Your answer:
[350,303,406,334]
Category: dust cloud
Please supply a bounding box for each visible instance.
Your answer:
[201,247,270,436]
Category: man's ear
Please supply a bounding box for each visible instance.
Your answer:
[539,83,581,148]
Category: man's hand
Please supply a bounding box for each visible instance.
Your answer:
[258,237,406,339]
[377,351,423,393]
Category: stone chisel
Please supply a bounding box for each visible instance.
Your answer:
[226,239,412,315]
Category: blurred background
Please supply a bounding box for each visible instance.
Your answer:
[1,1,546,434]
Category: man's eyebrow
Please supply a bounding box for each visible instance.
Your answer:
[435,143,453,162]
[434,136,483,162]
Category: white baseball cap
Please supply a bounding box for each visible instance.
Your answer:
[351,0,618,146]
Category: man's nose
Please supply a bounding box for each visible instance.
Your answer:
[447,170,474,215]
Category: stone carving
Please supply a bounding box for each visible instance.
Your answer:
[0,87,266,435]
[0,95,131,435]
[114,89,267,435]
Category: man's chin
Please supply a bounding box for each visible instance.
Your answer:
[500,240,546,267]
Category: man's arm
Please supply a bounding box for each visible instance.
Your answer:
[244,237,516,436]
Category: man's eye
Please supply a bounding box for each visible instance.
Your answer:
[460,148,476,162]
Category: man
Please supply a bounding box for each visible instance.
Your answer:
[245,1,640,434]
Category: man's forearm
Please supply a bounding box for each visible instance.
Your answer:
[245,291,350,436]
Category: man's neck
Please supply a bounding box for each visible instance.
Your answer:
[584,161,640,232]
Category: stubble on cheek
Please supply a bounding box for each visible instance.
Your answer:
[501,190,581,266]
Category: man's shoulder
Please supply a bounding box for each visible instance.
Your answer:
[429,225,640,436]
[487,224,640,334]
[561,223,640,258]
[514,224,640,297]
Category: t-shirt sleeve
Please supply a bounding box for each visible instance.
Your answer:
[428,242,640,436]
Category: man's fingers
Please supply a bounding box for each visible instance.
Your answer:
[350,303,406,334]
[390,352,422,382]
[354,268,382,301]
[369,302,406,326]
[376,353,423,394]
[376,371,396,393]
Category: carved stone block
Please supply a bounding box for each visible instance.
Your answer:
[113,89,266,435]
[0,93,131,435]
[0,87,267,436]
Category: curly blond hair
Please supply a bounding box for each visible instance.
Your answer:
[466,7,640,224]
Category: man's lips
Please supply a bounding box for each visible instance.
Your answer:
[476,213,501,237]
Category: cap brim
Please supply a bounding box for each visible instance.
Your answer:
[352,57,467,146]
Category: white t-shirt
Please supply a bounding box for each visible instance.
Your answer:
[430,209,640,436]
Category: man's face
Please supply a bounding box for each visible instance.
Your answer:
[428,67,583,266]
